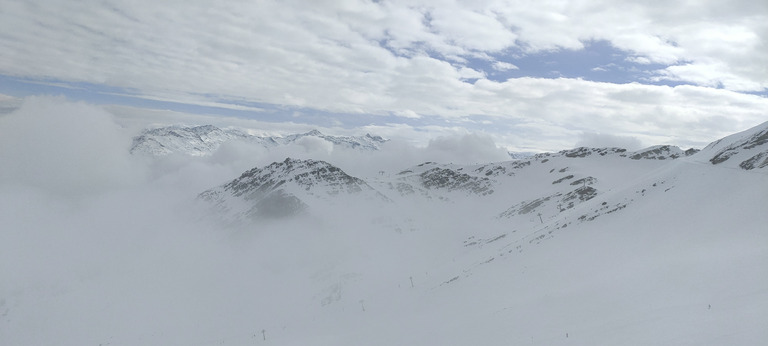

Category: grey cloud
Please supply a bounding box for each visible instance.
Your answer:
[575,132,643,150]
[0,96,141,196]
[0,2,766,154]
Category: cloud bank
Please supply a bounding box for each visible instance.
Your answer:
[0,1,766,153]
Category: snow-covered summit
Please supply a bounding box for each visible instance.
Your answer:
[130,125,388,156]
[696,121,768,171]
[130,124,255,156]
[532,145,698,162]
[282,129,388,151]
[388,162,496,198]
[198,158,389,221]
[627,145,698,160]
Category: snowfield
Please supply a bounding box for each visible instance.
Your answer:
[1,100,766,345]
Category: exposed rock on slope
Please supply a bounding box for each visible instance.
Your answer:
[699,121,768,171]
[389,162,495,198]
[628,145,697,160]
[199,158,389,220]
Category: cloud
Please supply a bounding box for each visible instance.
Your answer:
[424,132,511,164]
[1,0,764,113]
[575,132,643,150]
[0,96,141,196]
[492,61,519,71]
[392,109,421,119]
[2,1,765,154]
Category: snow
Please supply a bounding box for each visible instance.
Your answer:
[130,125,389,157]
[1,101,767,345]
[695,120,768,170]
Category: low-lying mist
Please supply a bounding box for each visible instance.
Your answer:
[6,96,765,345]
[0,96,513,344]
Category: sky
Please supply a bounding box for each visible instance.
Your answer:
[1,0,767,152]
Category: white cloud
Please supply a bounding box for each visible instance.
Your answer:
[424,132,511,164]
[0,96,141,196]
[575,132,643,150]
[492,61,519,71]
[0,1,765,153]
[2,0,765,108]
[393,109,421,119]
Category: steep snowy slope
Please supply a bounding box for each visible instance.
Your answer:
[187,127,766,345]
[695,120,768,170]
[199,158,390,222]
[199,140,708,226]
[131,125,388,156]
[628,144,698,160]
[381,159,768,346]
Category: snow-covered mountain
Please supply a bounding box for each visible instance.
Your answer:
[5,121,767,345]
[199,121,767,225]
[130,125,388,156]
[199,158,390,222]
[507,151,536,160]
[696,120,768,170]
[184,120,767,345]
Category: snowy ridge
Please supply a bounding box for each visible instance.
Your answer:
[199,158,389,221]
[130,124,258,156]
[534,145,698,161]
[131,125,388,156]
[507,151,536,160]
[696,120,768,171]
[628,145,698,160]
[389,162,496,198]
[201,145,680,224]
[197,121,768,228]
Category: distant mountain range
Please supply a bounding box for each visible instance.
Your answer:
[130,125,388,156]
[197,121,767,225]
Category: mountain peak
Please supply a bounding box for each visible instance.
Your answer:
[698,120,768,171]
[303,129,323,136]
[628,145,692,160]
[200,157,389,221]
[131,125,389,156]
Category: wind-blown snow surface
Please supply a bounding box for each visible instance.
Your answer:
[1,98,767,345]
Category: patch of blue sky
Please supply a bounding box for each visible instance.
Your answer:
[469,40,682,86]
[742,89,768,97]
[0,74,446,129]
[1,75,147,107]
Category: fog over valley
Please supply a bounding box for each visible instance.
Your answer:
[1,96,766,345]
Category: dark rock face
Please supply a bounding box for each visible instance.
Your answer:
[419,167,494,196]
[552,175,574,184]
[199,158,388,220]
[739,152,768,170]
[709,127,768,169]
[393,162,497,198]
[570,176,597,186]
[563,186,597,203]
[473,160,531,177]
[498,184,598,219]
[630,145,681,160]
[560,147,627,158]
[249,190,307,218]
